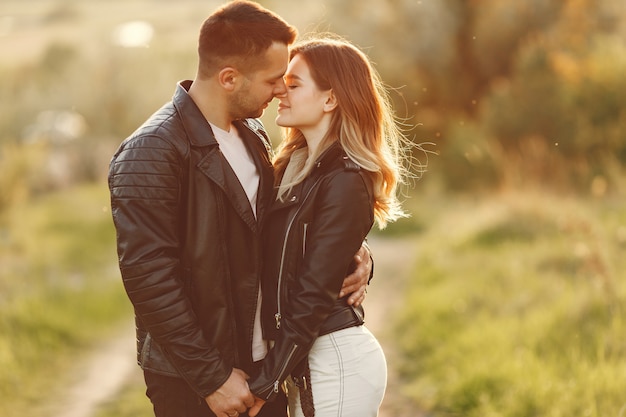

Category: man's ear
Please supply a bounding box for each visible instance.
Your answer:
[323,90,338,112]
[218,67,238,91]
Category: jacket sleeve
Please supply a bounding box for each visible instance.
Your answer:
[108,134,231,398]
[249,171,374,400]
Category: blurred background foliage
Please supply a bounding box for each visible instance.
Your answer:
[1,1,625,416]
[1,0,625,206]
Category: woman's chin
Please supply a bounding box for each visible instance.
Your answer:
[275,116,290,127]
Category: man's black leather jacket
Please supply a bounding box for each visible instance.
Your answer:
[249,144,374,400]
[108,80,275,398]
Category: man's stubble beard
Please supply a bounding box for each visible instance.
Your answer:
[229,94,266,121]
[229,77,268,120]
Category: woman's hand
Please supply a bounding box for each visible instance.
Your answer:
[248,396,266,417]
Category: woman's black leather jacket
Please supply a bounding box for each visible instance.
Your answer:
[249,143,374,400]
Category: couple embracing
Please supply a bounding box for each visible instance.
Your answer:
[109,1,410,416]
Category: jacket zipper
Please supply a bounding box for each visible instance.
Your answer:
[260,343,299,399]
[275,178,322,330]
[302,223,308,256]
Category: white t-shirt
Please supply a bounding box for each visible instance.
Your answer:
[211,122,267,362]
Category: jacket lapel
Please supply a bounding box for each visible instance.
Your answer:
[195,120,276,233]
[196,144,259,233]
[237,119,275,229]
[173,81,272,233]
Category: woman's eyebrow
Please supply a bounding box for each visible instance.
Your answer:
[284,74,302,82]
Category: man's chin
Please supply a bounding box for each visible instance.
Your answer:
[249,109,265,119]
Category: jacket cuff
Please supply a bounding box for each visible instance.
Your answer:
[160,344,233,399]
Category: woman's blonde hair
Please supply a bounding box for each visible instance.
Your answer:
[273,34,412,228]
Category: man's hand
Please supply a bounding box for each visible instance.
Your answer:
[248,396,266,417]
[205,368,255,417]
[339,244,372,307]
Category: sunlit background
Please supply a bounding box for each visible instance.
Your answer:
[1,1,625,417]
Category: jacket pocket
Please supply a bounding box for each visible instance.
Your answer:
[139,332,180,377]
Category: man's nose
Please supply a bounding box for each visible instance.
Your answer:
[274,79,287,97]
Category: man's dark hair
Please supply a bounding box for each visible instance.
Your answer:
[197,0,297,77]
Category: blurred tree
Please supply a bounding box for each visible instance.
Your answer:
[1,0,625,199]
[479,0,626,191]
[339,0,626,193]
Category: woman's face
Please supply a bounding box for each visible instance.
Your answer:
[275,53,332,131]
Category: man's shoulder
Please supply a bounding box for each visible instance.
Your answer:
[136,101,182,138]
[111,102,190,165]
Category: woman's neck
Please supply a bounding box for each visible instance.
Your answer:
[301,121,331,158]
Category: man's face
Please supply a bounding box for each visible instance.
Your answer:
[229,41,289,120]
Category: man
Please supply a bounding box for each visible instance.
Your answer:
[108,2,371,417]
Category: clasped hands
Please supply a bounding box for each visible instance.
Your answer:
[206,246,370,416]
[204,368,265,417]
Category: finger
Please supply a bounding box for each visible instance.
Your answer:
[342,271,359,287]
[347,290,362,306]
[357,245,368,260]
[341,275,359,287]
[347,286,365,306]
[243,393,255,409]
[339,281,360,298]
[356,291,366,306]
[248,399,265,417]
[235,394,251,413]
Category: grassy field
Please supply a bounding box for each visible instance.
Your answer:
[0,183,132,417]
[3,186,617,417]
[394,191,626,417]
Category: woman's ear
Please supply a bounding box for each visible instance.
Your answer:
[218,67,238,91]
[323,90,338,112]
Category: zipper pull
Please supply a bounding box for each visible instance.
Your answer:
[273,381,280,393]
[274,312,282,329]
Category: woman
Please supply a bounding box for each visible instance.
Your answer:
[248,35,410,417]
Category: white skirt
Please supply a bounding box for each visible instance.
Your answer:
[286,325,387,417]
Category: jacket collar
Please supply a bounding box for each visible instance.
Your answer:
[311,142,346,175]
[271,142,349,212]
[173,80,218,148]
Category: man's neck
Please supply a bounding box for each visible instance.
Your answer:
[188,78,232,131]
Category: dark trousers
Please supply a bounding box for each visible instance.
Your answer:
[144,370,287,417]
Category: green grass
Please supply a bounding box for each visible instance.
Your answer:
[0,182,132,417]
[94,371,153,417]
[394,192,626,417]
[3,182,625,417]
